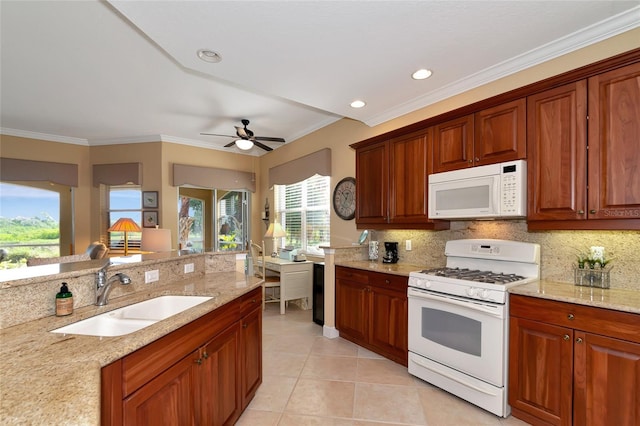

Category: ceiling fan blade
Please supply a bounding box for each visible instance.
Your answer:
[255,136,285,143]
[200,132,235,138]
[224,141,237,148]
[253,141,273,151]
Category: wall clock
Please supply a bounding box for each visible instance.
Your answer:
[333,177,356,220]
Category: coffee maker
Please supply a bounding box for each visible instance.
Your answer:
[382,242,399,264]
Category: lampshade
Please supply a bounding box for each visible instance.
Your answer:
[264,222,286,238]
[141,227,172,252]
[235,139,254,150]
[108,217,141,256]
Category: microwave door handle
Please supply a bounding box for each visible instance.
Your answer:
[411,289,503,318]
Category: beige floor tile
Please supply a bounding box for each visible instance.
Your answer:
[500,414,531,425]
[263,351,308,378]
[263,333,318,355]
[285,378,356,418]
[356,358,415,386]
[301,354,358,381]
[279,413,355,426]
[310,336,359,357]
[234,409,281,426]
[418,386,503,426]
[354,382,426,425]
[248,375,297,412]
[356,346,385,359]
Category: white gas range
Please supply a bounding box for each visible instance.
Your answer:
[407,239,540,418]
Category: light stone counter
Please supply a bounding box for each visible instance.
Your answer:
[0,271,262,425]
[509,279,640,314]
[335,260,435,277]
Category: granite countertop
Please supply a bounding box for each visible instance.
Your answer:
[335,260,430,277]
[509,279,640,315]
[0,271,262,425]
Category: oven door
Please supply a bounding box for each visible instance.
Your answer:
[408,287,506,386]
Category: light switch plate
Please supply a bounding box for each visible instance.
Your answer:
[406,240,412,251]
[145,270,159,283]
[184,263,194,273]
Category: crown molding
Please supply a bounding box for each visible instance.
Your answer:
[0,128,89,145]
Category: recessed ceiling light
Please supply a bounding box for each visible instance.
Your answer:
[412,69,433,80]
[197,49,222,63]
[350,100,366,108]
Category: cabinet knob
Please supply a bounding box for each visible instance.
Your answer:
[589,209,596,214]
[475,157,480,162]
[578,210,585,215]
[468,159,473,163]
[563,334,570,341]
[243,323,248,329]
[202,352,209,359]
[195,358,203,365]
[385,279,390,284]
[567,313,574,320]
[252,299,257,303]
[576,337,583,344]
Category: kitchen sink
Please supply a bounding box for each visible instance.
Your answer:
[51,295,212,337]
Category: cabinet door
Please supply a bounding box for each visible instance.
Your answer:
[123,353,196,426]
[355,141,389,225]
[198,323,241,426]
[368,284,408,366]
[527,81,587,221]
[588,62,640,220]
[573,331,640,426]
[508,317,573,426]
[474,98,526,166]
[335,278,368,344]
[432,114,474,172]
[241,307,262,409]
[389,130,430,224]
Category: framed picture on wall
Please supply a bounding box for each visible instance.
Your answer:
[143,211,158,228]
[142,191,158,208]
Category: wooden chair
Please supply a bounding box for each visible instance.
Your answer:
[250,240,280,310]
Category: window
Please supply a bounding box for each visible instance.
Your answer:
[217,190,248,252]
[108,186,142,251]
[274,174,330,255]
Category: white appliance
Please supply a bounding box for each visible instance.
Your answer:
[428,160,527,219]
[407,239,540,418]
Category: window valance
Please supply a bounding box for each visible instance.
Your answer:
[0,158,78,187]
[173,164,256,192]
[93,163,142,187]
[268,148,331,187]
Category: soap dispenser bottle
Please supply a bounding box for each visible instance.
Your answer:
[56,282,73,316]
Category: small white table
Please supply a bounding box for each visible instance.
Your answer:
[257,257,313,314]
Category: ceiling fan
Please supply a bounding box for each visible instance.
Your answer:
[201,119,285,151]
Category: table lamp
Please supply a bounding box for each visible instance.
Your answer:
[141,226,172,252]
[264,222,286,257]
[108,217,142,256]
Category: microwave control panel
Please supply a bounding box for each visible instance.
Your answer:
[500,161,526,216]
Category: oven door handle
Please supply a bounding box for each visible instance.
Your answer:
[408,288,503,318]
[410,355,500,397]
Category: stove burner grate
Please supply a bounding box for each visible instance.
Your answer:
[419,267,525,284]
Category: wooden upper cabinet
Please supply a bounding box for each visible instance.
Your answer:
[355,141,388,225]
[587,62,640,220]
[432,114,474,173]
[432,99,526,173]
[389,130,430,224]
[474,98,526,166]
[527,80,588,221]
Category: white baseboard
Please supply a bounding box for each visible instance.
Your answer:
[323,325,339,339]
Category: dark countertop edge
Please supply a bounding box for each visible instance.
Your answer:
[509,280,640,315]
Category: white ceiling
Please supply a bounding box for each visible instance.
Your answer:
[1,1,639,156]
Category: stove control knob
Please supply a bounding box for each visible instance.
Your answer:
[423,280,432,289]
[466,287,475,297]
[479,289,489,299]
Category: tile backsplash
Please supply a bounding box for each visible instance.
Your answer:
[370,220,640,291]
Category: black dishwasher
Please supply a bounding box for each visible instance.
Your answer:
[312,262,324,325]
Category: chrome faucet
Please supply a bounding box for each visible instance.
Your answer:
[96,266,132,306]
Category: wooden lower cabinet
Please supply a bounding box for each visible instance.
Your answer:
[335,266,407,366]
[509,294,640,426]
[102,287,262,426]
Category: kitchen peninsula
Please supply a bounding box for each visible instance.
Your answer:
[0,252,263,425]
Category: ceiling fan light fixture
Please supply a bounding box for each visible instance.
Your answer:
[350,100,366,108]
[235,139,254,150]
[412,68,432,80]
[197,49,222,63]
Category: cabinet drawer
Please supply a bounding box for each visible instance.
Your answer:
[336,267,369,283]
[368,272,408,293]
[510,294,640,344]
[239,287,262,316]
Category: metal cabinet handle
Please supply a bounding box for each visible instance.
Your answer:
[567,313,574,320]
[202,352,209,359]
[468,159,473,163]
[576,337,583,343]
[385,279,390,284]
[578,210,585,215]
[251,299,257,303]
[243,323,248,329]
[475,157,480,162]
[589,209,596,214]
[195,358,203,365]
[563,334,570,341]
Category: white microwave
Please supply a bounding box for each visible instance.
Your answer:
[428,160,527,220]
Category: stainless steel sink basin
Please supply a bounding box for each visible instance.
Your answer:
[51,295,212,337]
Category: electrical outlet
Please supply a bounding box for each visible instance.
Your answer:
[406,240,412,251]
[184,263,194,274]
[144,270,159,283]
